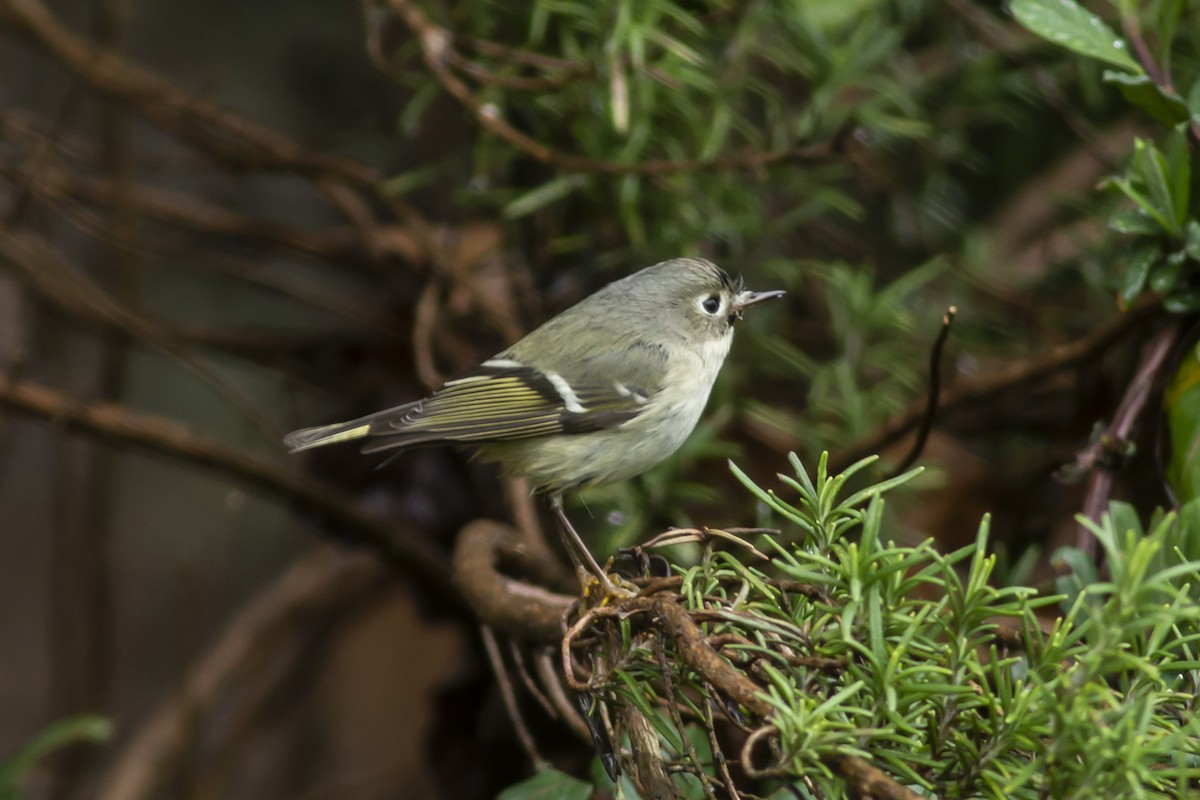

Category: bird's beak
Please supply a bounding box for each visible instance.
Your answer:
[733,289,786,318]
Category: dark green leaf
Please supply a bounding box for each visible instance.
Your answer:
[1103,174,1174,234]
[1186,220,1200,262]
[1104,72,1191,125]
[1165,347,1200,503]
[1148,253,1185,292]
[1010,0,1143,73]
[1131,138,1183,235]
[497,769,594,800]
[1109,208,1161,235]
[1053,545,1099,610]
[1117,246,1159,306]
[1164,288,1200,313]
[1164,127,1191,225]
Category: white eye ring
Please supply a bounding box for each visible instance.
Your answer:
[697,294,723,316]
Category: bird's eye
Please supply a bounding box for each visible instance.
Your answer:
[699,295,722,315]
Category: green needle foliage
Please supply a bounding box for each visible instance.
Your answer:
[538,454,1200,798]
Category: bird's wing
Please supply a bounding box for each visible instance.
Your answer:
[356,358,657,453]
[282,337,670,455]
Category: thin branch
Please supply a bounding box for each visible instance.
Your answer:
[1118,10,1200,144]
[0,371,454,593]
[95,545,388,800]
[830,297,1160,472]
[0,0,378,187]
[533,650,593,742]
[640,596,923,800]
[0,0,443,263]
[1074,320,1183,554]
[0,224,284,439]
[382,0,836,176]
[481,625,549,770]
[0,157,411,271]
[890,306,956,476]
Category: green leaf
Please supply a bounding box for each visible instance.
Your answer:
[1109,208,1161,235]
[1117,246,1159,306]
[1188,77,1200,122]
[503,175,584,219]
[1148,252,1185,293]
[1132,139,1182,235]
[380,162,446,198]
[1103,72,1192,125]
[1052,545,1099,610]
[1186,220,1200,262]
[1103,173,1174,234]
[1010,0,1143,73]
[1164,288,1200,313]
[1164,127,1191,227]
[1166,349,1200,504]
[0,715,111,796]
[497,768,594,800]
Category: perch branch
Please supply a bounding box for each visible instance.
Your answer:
[452,519,572,642]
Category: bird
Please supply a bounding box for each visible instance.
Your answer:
[284,257,784,589]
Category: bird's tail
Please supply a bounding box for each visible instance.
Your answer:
[283,419,373,452]
[283,402,420,453]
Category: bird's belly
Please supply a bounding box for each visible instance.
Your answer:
[481,335,730,491]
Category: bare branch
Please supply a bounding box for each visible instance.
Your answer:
[828,297,1161,471]
[381,0,836,177]
[95,546,388,800]
[0,0,379,187]
[0,224,283,438]
[0,371,453,591]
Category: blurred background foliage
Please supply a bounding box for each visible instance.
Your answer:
[0,0,1196,796]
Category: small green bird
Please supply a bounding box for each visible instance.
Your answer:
[285,257,783,586]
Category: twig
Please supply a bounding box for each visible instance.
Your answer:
[382,0,836,176]
[0,0,379,187]
[0,371,453,593]
[701,690,741,799]
[0,0,442,266]
[644,596,923,800]
[95,545,388,800]
[890,306,956,476]
[1118,10,1200,145]
[622,702,676,798]
[655,637,718,799]
[533,649,592,742]
[829,296,1160,471]
[481,625,549,770]
[0,157,409,271]
[507,640,559,721]
[1074,321,1183,555]
[0,223,284,438]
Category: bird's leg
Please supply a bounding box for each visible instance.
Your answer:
[549,491,619,594]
